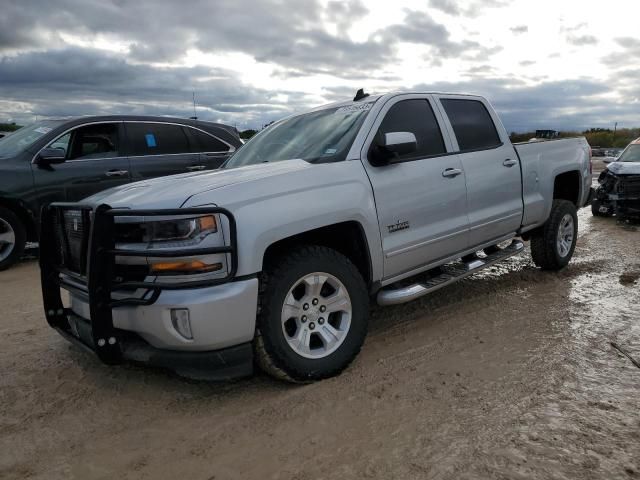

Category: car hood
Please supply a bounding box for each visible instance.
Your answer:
[85,160,312,209]
[606,161,640,175]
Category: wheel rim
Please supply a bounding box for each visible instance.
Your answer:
[557,214,575,258]
[0,217,15,262]
[281,272,352,359]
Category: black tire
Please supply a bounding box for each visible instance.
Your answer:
[530,200,578,271]
[255,245,369,383]
[0,206,26,271]
[591,198,612,217]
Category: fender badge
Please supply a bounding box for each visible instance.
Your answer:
[388,220,410,233]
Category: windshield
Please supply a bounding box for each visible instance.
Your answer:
[224,103,374,168]
[617,144,640,163]
[0,120,65,158]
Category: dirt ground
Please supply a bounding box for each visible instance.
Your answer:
[1,165,639,479]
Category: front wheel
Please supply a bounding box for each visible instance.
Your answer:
[0,206,26,271]
[255,245,369,382]
[530,200,578,271]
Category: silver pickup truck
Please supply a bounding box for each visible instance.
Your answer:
[40,91,593,382]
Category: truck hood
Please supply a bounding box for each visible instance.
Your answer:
[85,160,312,209]
[606,161,640,175]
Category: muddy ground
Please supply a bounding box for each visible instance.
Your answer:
[1,165,639,479]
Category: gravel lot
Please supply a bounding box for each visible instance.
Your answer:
[1,160,639,479]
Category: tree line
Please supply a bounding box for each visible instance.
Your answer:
[510,128,640,148]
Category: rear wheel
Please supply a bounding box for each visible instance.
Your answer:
[530,200,578,271]
[0,206,26,271]
[255,245,369,382]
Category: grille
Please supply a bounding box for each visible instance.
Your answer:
[52,209,90,275]
[617,176,640,195]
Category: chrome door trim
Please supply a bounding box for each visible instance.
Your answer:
[31,120,236,164]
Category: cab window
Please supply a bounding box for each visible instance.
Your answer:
[374,99,446,162]
[441,99,501,151]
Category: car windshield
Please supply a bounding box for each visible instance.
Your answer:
[0,120,65,158]
[617,144,640,163]
[223,103,374,168]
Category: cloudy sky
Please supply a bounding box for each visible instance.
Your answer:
[0,0,638,132]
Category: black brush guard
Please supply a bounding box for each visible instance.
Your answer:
[40,203,238,365]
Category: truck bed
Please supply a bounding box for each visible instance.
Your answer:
[514,137,591,231]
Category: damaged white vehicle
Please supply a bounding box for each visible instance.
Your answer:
[592,138,640,218]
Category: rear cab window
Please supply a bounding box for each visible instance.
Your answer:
[440,99,502,151]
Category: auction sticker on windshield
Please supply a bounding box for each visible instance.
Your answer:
[334,103,373,115]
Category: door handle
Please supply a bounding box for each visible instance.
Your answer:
[187,165,206,171]
[503,159,518,167]
[442,168,463,178]
[105,169,128,177]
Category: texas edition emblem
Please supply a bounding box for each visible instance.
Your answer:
[387,220,410,233]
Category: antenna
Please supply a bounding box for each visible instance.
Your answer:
[192,92,197,120]
[353,88,369,101]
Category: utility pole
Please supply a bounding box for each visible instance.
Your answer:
[613,122,618,145]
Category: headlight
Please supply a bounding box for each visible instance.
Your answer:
[145,215,217,247]
[114,214,225,277]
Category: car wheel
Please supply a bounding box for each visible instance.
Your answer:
[255,245,369,382]
[530,200,578,271]
[0,206,26,271]
[591,198,612,217]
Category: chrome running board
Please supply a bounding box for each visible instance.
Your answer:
[377,240,525,306]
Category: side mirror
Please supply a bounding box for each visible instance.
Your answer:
[36,147,66,164]
[370,132,418,166]
[383,132,418,157]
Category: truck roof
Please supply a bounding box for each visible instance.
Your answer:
[307,91,486,114]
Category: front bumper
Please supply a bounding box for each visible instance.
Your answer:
[40,202,257,380]
[57,317,254,380]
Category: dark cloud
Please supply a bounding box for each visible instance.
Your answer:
[381,10,502,64]
[603,37,640,67]
[0,47,311,127]
[428,0,460,16]
[326,0,369,33]
[0,0,391,75]
[0,0,627,131]
[428,0,507,18]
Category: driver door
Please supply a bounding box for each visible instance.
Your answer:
[359,95,469,280]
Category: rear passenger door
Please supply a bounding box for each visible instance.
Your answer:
[435,96,523,247]
[125,122,200,181]
[360,95,469,280]
[183,126,234,170]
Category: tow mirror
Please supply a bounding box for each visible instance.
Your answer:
[36,147,66,164]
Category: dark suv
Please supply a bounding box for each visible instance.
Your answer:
[0,115,242,270]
